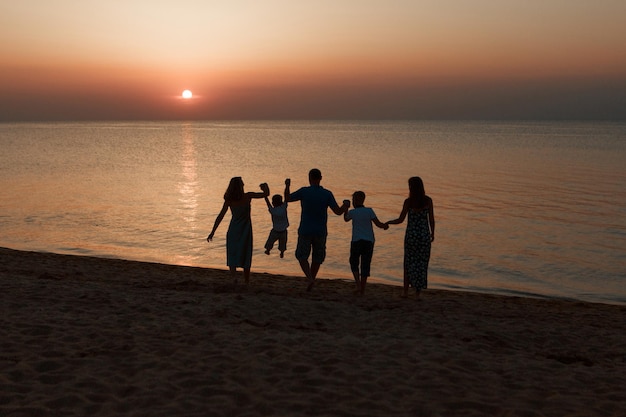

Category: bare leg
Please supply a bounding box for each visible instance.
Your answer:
[351,270,361,293]
[305,262,321,292]
[299,258,313,282]
[264,236,273,255]
[229,266,238,285]
[310,262,321,280]
[243,268,251,285]
[360,275,368,295]
[299,259,317,291]
[402,269,409,298]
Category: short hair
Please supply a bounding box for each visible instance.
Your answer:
[352,191,366,201]
[272,194,283,205]
[309,168,322,181]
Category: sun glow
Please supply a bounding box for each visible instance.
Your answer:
[182,90,193,99]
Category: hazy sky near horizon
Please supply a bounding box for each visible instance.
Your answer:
[1,1,625,120]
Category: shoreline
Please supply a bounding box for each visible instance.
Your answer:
[1,247,625,416]
[5,245,623,306]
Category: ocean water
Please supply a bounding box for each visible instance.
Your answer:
[1,121,625,305]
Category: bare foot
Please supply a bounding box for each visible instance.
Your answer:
[264,249,270,255]
[280,251,284,258]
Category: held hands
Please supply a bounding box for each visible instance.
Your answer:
[260,183,270,195]
[285,178,291,186]
[342,199,350,213]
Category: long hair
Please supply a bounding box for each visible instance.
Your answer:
[224,177,244,201]
[408,176,427,208]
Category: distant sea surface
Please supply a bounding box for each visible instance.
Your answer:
[1,121,625,305]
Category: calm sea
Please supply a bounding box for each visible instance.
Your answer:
[1,121,625,305]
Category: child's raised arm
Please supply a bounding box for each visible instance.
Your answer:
[284,178,291,203]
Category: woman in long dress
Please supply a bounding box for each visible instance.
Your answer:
[207,177,269,284]
[386,177,435,298]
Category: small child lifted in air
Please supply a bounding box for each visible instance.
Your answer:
[344,191,388,294]
[264,178,290,258]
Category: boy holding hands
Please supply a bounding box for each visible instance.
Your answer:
[344,191,388,294]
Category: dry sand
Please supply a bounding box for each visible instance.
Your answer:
[1,247,624,417]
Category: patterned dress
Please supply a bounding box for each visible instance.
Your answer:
[404,208,431,290]
[226,203,253,269]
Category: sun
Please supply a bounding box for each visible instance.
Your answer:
[182,90,193,99]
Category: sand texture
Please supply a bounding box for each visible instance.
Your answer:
[1,247,625,416]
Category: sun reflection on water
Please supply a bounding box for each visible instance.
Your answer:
[174,124,200,265]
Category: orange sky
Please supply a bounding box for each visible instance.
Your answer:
[1,1,625,120]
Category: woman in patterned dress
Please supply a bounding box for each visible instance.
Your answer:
[386,177,435,298]
[207,177,269,284]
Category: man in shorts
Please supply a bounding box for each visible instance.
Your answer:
[286,168,349,291]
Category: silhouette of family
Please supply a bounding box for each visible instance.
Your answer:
[207,169,435,298]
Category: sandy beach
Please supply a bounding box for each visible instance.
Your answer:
[1,247,624,416]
